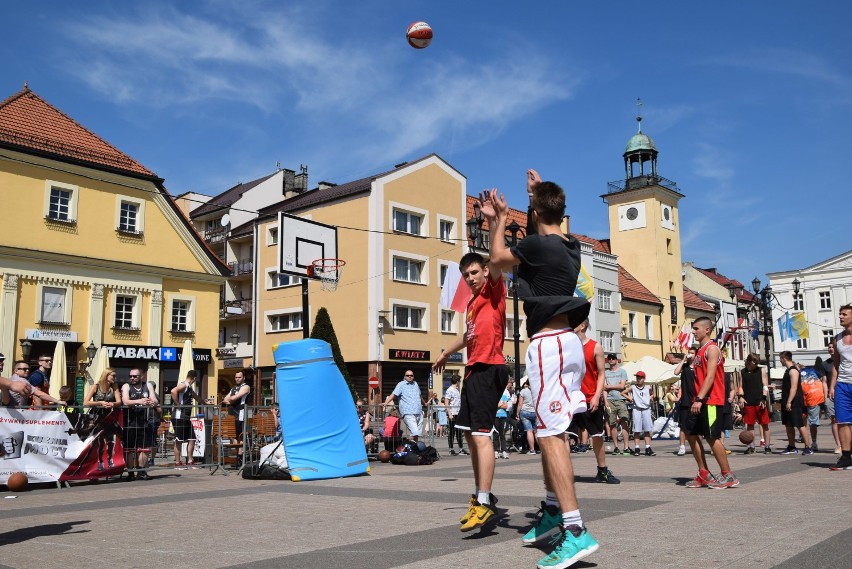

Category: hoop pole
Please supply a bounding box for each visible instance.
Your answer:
[301,279,310,339]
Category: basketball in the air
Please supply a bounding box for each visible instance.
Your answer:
[6,472,28,492]
[738,430,755,445]
[406,21,433,49]
[378,450,392,463]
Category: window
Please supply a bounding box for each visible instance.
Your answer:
[114,295,137,329]
[40,286,68,324]
[268,227,279,246]
[393,210,423,235]
[171,300,191,332]
[505,317,522,340]
[823,329,835,347]
[267,269,301,289]
[819,291,832,310]
[44,180,79,223]
[393,257,424,283]
[796,338,808,349]
[600,331,615,353]
[114,195,145,234]
[644,315,653,340]
[597,289,613,311]
[394,305,424,330]
[269,312,302,332]
[439,220,454,242]
[628,313,637,338]
[439,263,449,288]
[441,310,455,333]
[791,293,803,311]
[49,188,72,221]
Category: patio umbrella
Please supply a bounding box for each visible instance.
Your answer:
[177,340,196,412]
[49,341,67,401]
[87,345,110,386]
[621,356,679,386]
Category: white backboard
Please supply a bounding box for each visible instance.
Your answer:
[278,212,339,279]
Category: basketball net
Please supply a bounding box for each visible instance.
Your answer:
[310,258,346,292]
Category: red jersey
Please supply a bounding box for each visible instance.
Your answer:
[465,276,506,366]
[580,339,598,402]
[694,341,725,405]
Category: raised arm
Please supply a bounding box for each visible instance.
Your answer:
[479,189,521,272]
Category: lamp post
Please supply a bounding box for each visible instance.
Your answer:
[467,208,525,391]
[19,339,32,362]
[745,277,801,371]
[231,332,240,355]
[86,341,97,365]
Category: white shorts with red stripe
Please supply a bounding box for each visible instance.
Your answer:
[526,328,587,437]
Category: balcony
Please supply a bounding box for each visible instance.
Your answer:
[204,227,229,244]
[220,299,252,319]
[228,259,254,277]
[605,175,682,196]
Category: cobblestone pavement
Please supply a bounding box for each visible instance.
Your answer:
[1,430,849,569]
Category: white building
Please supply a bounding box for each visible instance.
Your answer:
[767,249,852,365]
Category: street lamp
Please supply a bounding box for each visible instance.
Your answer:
[466,203,484,250]
[86,341,97,365]
[746,277,799,371]
[231,332,240,348]
[19,339,32,361]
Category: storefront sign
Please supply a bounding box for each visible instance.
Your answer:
[223,358,244,369]
[104,344,212,363]
[25,329,78,342]
[447,353,463,363]
[388,349,430,361]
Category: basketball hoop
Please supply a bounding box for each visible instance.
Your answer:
[309,258,346,292]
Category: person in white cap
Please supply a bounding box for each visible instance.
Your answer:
[625,371,655,456]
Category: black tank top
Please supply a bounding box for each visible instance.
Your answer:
[741,369,764,405]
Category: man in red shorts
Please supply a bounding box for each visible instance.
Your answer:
[686,317,739,489]
[433,250,507,532]
[737,353,772,454]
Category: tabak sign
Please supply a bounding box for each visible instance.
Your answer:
[388,349,430,361]
[104,344,212,363]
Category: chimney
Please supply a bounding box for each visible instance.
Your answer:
[318,181,337,191]
[282,168,295,196]
[294,164,308,193]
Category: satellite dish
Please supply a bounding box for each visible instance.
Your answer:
[221,214,231,227]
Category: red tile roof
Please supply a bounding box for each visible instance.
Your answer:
[619,266,663,306]
[0,86,154,177]
[683,285,715,313]
[695,267,755,303]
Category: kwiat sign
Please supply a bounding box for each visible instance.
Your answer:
[104,345,212,363]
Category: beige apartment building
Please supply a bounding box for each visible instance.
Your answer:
[252,155,469,402]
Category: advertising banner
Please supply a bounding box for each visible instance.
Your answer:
[1,407,126,484]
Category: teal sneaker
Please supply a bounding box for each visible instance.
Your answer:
[522,501,561,544]
[536,524,600,569]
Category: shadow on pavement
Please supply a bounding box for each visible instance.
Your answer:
[0,520,91,545]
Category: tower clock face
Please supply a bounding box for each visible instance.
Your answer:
[626,207,639,221]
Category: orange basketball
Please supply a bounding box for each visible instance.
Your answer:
[6,472,28,492]
[378,450,392,463]
[406,21,433,49]
[738,430,755,445]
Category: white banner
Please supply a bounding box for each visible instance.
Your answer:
[1,408,125,484]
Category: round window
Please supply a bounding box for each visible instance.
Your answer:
[626,207,639,221]
[663,208,671,221]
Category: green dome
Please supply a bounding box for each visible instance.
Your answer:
[625,132,657,154]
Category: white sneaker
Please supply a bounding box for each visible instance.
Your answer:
[677,445,686,456]
[502,451,510,459]
[495,451,500,459]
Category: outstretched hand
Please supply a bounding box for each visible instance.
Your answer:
[478,188,507,219]
[527,169,541,196]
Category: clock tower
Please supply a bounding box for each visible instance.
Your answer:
[603,101,685,355]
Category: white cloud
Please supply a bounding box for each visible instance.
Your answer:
[703,47,852,90]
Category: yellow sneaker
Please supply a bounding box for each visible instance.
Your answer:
[459,495,477,524]
[460,503,495,532]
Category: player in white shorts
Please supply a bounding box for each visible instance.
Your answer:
[526,329,587,437]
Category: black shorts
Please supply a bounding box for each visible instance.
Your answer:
[569,404,606,438]
[781,407,805,428]
[724,409,734,430]
[695,404,724,440]
[457,364,508,434]
[679,406,699,436]
[235,419,245,441]
[173,418,196,441]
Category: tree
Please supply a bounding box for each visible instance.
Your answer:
[310,307,356,399]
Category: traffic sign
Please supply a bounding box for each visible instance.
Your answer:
[368,376,379,389]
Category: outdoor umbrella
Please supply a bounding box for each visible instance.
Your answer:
[621,356,679,386]
[49,341,67,401]
[87,345,110,385]
[177,340,196,412]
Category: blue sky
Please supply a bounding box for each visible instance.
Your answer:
[3,1,850,287]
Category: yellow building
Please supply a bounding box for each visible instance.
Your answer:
[252,155,469,402]
[0,86,228,401]
[604,113,686,358]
